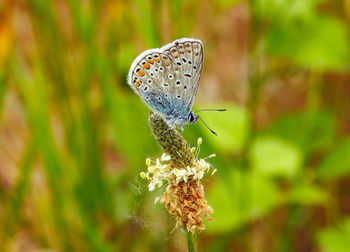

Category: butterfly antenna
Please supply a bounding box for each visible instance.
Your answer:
[194,109,227,112]
[198,116,217,136]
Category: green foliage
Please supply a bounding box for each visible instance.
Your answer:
[317,138,350,180]
[318,219,350,252]
[206,169,281,232]
[253,0,325,21]
[199,105,250,153]
[287,183,328,205]
[253,0,349,70]
[212,0,244,10]
[249,136,303,178]
[265,16,349,70]
[266,110,336,154]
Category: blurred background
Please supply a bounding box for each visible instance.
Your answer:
[0,0,350,251]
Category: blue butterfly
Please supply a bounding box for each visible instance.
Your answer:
[127,38,225,135]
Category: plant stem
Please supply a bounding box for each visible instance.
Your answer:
[149,112,200,251]
[186,231,197,252]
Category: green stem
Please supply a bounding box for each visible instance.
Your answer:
[186,231,197,252]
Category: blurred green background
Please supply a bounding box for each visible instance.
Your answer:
[0,0,350,251]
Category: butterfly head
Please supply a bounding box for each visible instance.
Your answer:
[188,112,199,124]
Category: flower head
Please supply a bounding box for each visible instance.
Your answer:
[140,138,216,232]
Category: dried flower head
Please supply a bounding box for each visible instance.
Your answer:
[140,136,216,233]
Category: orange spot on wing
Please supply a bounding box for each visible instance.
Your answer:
[155,58,160,63]
[135,80,141,87]
[147,59,154,64]
[137,70,145,76]
[173,52,179,58]
[143,63,150,69]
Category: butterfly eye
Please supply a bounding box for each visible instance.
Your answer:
[188,61,192,64]
[168,74,173,79]
[147,79,152,84]
[193,65,197,70]
[182,58,187,63]
[176,95,181,99]
[176,62,181,66]
[176,80,181,86]
[184,85,187,89]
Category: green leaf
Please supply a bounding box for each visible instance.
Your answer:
[266,110,335,154]
[265,16,349,70]
[287,183,328,205]
[249,136,303,178]
[253,0,324,21]
[198,104,250,153]
[317,219,350,252]
[206,169,280,232]
[317,138,350,180]
[212,0,243,10]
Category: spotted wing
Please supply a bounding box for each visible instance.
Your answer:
[161,38,203,113]
[127,38,203,119]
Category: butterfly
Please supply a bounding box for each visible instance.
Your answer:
[127,38,225,135]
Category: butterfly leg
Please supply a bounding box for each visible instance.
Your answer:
[178,125,184,135]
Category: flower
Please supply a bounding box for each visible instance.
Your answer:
[140,138,217,233]
[140,153,215,189]
[161,153,171,161]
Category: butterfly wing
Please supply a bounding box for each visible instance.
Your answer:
[127,49,175,116]
[127,38,203,120]
[161,38,204,113]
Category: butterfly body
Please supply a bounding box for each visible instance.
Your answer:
[127,38,203,131]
